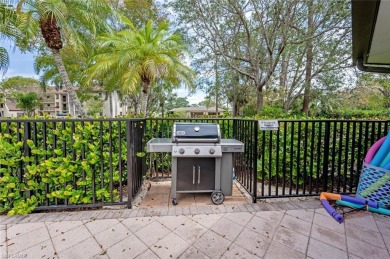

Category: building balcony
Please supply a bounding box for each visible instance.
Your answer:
[41,107,56,111]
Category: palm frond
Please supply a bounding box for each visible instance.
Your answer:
[0,47,9,75]
[85,18,195,101]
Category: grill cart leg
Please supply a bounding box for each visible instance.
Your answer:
[171,157,178,205]
[211,191,224,205]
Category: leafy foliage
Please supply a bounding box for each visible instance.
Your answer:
[14,92,41,116]
[0,76,41,89]
[85,18,195,116]
[0,119,144,215]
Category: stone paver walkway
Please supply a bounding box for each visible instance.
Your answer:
[138,180,248,208]
[1,201,390,259]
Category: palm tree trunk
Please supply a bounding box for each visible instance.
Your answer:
[141,92,148,117]
[52,49,86,117]
[109,92,113,117]
[140,80,149,117]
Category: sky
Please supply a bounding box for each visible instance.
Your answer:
[1,43,205,105]
[2,44,38,79]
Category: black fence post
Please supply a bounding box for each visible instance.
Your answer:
[23,121,31,198]
[252,120,258,203]
[322,121,331,192]
[233,119,238,139]
[126,120,134,209]
[141,119,146,182]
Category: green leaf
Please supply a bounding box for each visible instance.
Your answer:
[7,182,15,188]
[64,191,72,196]
[54,149,63,156]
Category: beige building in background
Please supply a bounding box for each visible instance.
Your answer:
[0,87,127,118]
[0,100,24,117]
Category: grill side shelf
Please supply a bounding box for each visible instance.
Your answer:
[147,138,173,152]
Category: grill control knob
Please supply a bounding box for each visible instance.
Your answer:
[194,148,200,154]
[179,148,185,154]
[209,148,215,154]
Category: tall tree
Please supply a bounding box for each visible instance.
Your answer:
[15,0,113,117]
[171,0,299,113]
[301,0,314,114]
[298,0,351,114]
[86,18,195,117]
[0,76,41,102]
[214,56,219,114]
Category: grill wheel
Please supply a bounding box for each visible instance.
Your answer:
[211,191,225,205]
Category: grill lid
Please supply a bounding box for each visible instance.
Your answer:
[172,122,221,143]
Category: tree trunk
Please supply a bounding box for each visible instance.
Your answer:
[232,101,238,117]
[280,52,289,110]
[140,81,149,117]
[51,49,86,117]
[302,0,314,115]
[280,53,288,88]
[385,94,390,108]
[381,88,390,108]
[256,86,264,113]
[214,56,219,116]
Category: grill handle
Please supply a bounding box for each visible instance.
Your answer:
[193,165,195,184]
[173,138,220,143]
[198,165,201,184]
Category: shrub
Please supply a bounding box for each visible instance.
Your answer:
[0,120,134,215]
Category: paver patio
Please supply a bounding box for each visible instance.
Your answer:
[1,200,390,259]
[138,180,248,208]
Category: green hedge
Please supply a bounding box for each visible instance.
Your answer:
[2,116,388,214]
[257,120,389,194]
[327,109,389,119]
[0,120,133,215]
[144,118,389,195]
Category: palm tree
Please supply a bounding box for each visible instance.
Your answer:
[0,3,17,74]
[86,17,195,117]
[34,45,89,90]
[0,3,36,74]
[15,0,113,117]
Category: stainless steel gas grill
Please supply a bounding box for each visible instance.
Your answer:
[147,122,244,205]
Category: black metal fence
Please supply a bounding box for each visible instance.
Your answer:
[232,119,258,202]
[2,117,388,212]
[256,120,389,199]
[144,118,390,202]
[0,119,145,211]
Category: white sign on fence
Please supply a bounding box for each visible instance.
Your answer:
[259,120,279,130]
